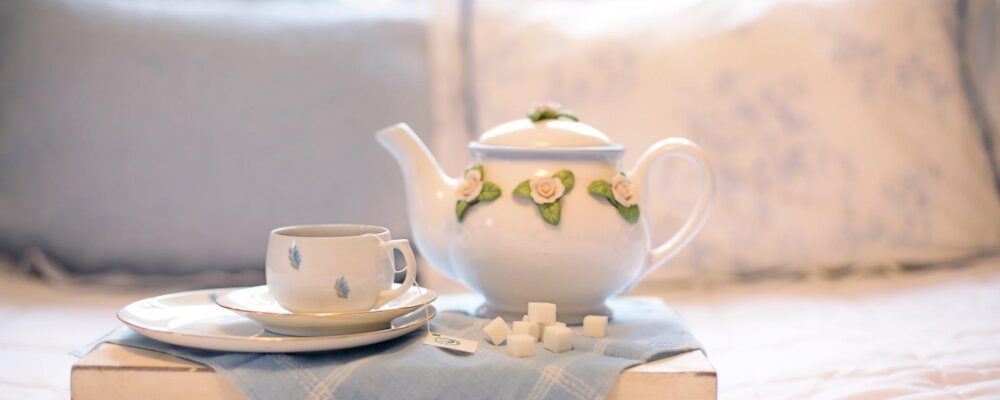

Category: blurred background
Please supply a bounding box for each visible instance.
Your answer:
[2,1,1000,399]
[0,0,997,288]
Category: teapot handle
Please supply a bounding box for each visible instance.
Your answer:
[625,138,715,290]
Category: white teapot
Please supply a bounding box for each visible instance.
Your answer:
[377,103,714,322]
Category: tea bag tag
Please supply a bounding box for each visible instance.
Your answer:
[411,283,476,353]
[423,333,478,354]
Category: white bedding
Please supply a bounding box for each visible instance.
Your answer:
[1,257,999,399]
[647,257,1000,399]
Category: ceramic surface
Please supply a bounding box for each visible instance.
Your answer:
[377,110,715,323]
[266,224,417,313]
[117,288,436,353]
[216,284,437,336]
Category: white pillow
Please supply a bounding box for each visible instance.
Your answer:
[428,0,1000,281]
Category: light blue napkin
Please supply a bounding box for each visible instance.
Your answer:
[74,295,701,400]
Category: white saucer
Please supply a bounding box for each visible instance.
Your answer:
[215,284,437,336]
[117,288,436,353]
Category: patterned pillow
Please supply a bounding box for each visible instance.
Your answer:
[428,0,1000,281]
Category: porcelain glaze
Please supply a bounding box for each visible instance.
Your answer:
[377,112,715,323]
[266,225,416,313]
[216,284,437,336]
[117,288,436,353]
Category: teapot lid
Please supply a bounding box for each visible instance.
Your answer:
[477,103,614,148]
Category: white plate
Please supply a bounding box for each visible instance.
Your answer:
[117,288,436,353]
[215,285,437,336]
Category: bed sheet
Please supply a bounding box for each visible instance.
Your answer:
[647,256,1000,399]
[1,257,998,399]
[0,270,164,399]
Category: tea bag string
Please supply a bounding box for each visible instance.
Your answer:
[397,259,432,335]
[413,280,432,335]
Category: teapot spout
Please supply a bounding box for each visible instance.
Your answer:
[376,123,459,279]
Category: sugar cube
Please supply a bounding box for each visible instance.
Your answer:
[507,334,536,358]
[582,315,608,338]
[527,302,557,324]
[535,320,564,341]
[523,315,541,341]
[539,321,565,339]
[483,316,512,345]
[512,320,539,341]
[542,325,573,353]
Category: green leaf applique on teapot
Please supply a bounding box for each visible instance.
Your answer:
[588,173,640,223]
[513,170,575,225]
[456,164,502,222]
[527,102,579,122]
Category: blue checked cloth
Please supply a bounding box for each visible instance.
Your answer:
[73,294,701,400]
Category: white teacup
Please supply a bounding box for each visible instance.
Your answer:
[265,224,416,313]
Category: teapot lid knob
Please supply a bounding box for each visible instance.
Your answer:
[527,102,579,123]
[476,102,614,148]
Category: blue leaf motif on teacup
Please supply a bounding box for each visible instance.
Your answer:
[288,242,302,270]
[336,276,350,299]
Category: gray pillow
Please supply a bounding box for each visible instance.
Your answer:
[960,0,1000,189]
[0,0,431,274]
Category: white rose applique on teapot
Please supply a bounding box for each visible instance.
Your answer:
[377,103,715,323]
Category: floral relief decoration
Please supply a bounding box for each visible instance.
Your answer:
[513,170,575,226]
[588,173,640,223]
[455,164,502,221]
[527,102,579,123]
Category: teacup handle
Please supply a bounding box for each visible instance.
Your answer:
[373,239,417,308]
[625,138,716,291]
